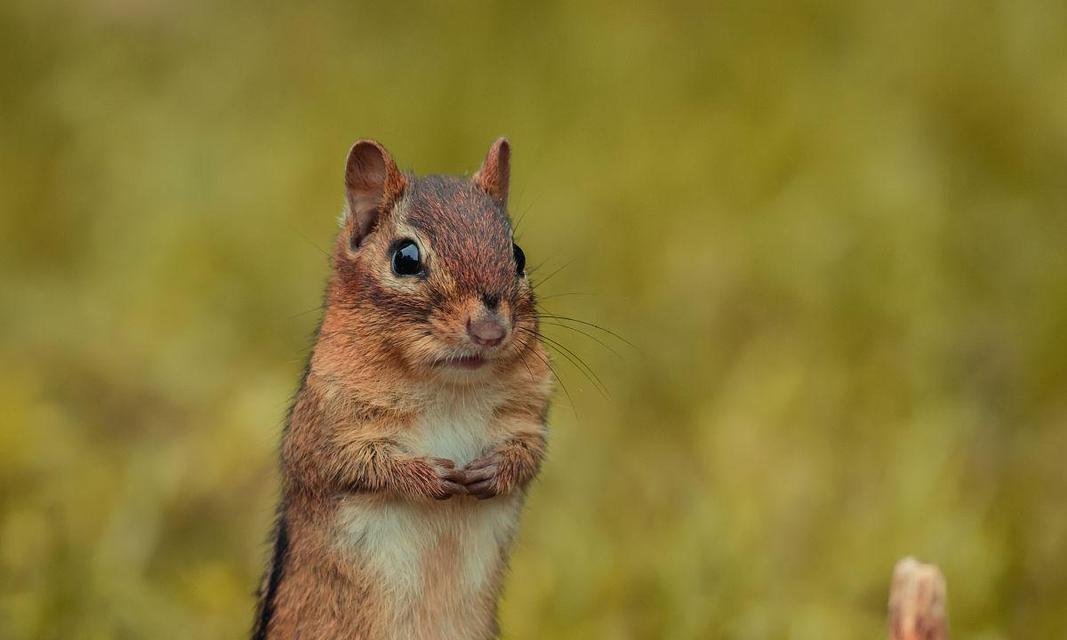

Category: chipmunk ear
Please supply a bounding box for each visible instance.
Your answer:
[344,140,407,248]
[473,137,510,206]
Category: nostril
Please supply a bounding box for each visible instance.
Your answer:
[467,317,506,347]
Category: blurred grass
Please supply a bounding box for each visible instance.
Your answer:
[2,0,1066,638]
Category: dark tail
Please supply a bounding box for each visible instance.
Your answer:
[251,514,289,640]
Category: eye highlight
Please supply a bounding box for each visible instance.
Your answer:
[391,239,423,276]
[513,243,526,276]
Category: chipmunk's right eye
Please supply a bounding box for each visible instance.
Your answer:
[513,243,526,276]
[391,239,423,276]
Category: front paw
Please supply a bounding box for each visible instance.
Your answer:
[460,452,509,500]
[396,457,469,501]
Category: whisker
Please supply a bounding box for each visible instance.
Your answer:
[535,312,637,350]
[539,320,623,359]
[531,261,572,290]
[512,203,532,233]
[512,335,538,385]
[519,327,608,398]
[536,332,610,398]
[540,340,608,399]
[526,258,551,277]
[288,305,326,320]
[536,292,591,302]
[293,228,331,259]
[521,335,576,415]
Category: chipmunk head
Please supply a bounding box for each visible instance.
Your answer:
[326,138,540,384]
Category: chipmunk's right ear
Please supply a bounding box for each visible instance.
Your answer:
[344,140,407,248]
[473,137,510,207]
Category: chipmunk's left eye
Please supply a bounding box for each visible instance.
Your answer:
[391,239,423,276]
[513,243,526,276]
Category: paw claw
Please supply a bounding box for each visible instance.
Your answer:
[458,451,507,498]
[400,457,470,500]
[467,479,498,499]
[440,467,469,484]
[461,465,496,483]
[433,481,469,500]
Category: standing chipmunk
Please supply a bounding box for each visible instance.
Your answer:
[252,138,553,640]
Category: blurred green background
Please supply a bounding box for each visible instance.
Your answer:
[2,1,1066,638]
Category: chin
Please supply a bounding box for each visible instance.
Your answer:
[426,356,501,386]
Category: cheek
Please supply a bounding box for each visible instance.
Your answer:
[512,294,537,323]
[358,273,434,327]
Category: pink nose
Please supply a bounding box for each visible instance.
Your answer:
[468,318,506,347]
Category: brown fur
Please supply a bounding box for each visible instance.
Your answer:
[253,139,552,640]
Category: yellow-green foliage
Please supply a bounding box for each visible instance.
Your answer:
[2,1,1065,638]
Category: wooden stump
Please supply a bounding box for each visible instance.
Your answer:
[888,557,948,640]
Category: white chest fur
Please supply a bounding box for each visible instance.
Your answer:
[404,390,499,466]
[336,391,523,638]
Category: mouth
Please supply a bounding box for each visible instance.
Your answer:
[434,355,487,370]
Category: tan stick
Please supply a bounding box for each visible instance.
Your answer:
[888,557,948,640]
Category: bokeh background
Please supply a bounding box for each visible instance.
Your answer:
[2,1,1066,638]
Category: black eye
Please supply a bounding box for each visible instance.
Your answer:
[391,239,423,276]
[513,243,526,275]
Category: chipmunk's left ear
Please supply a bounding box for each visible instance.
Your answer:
[345,140,407,248]
[473,137,510,206]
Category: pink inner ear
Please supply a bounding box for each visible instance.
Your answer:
[345,140,407,246]
[474,137,511,204]
[347,146,386,193]
[346,141,406,202]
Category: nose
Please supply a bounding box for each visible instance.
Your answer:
[467,317,506,347]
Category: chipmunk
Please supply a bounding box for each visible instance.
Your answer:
[252,138,553,640]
